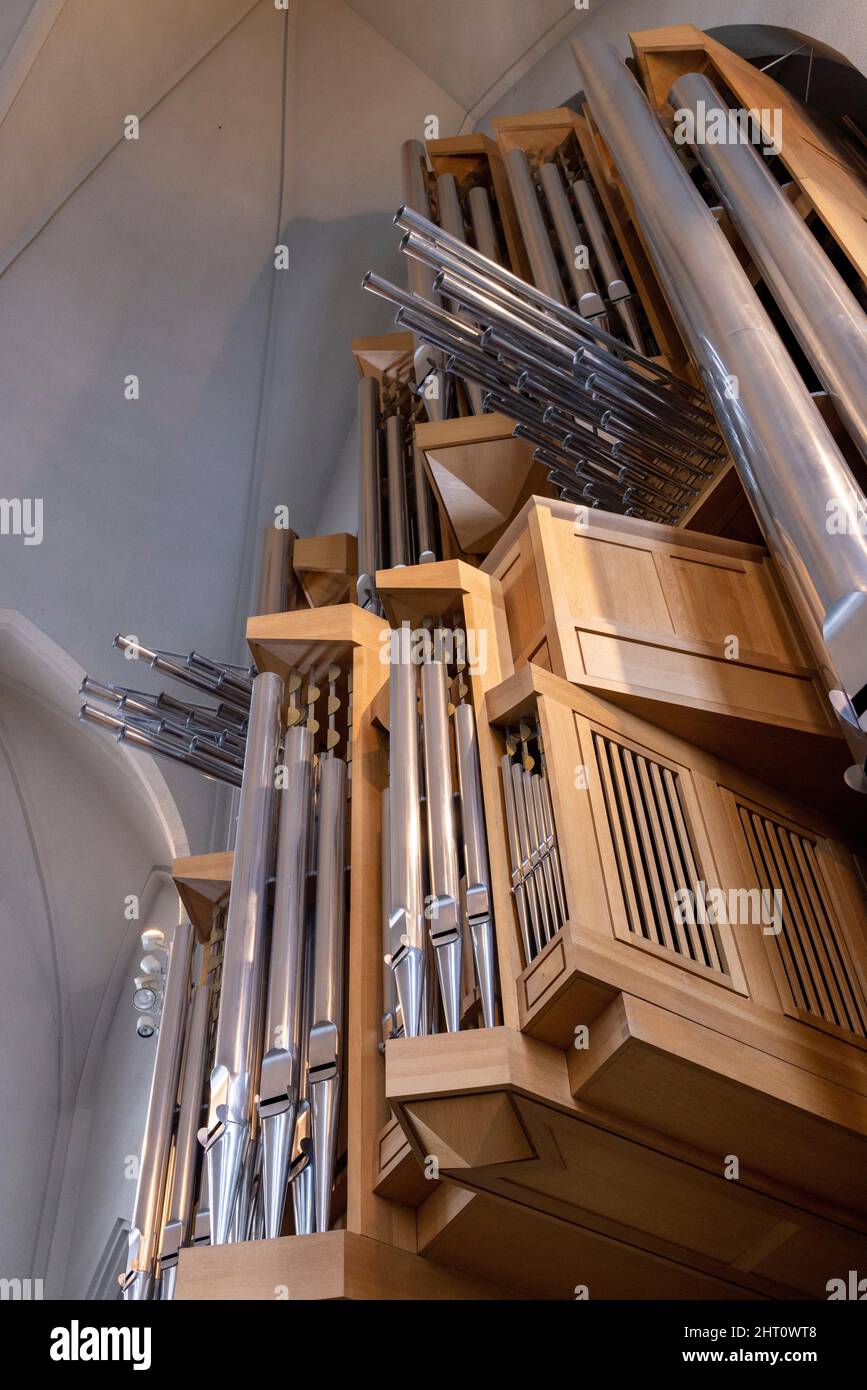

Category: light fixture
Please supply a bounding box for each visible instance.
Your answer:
[133,986,158,1013]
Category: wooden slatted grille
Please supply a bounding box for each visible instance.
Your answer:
[593,733,727,975]
[738,807,867,1038]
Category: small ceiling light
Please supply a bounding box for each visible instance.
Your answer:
[133,986,158,1013]
[136,1015,156,1039]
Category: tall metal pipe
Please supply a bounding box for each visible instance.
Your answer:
[411,442,437,565]
[503,147,566,304]
[203,671,282,1246]
[386,629,427,1037]
[258,724,314,1239]
[436,172,485,415]
[669,71,867,466]
[256,526,288,617]
[454,702,496,1028]
[308,755,347,1233]
[537,162,605,319]
[290,901,316,1235]
[158,979,210,1299]
[121,919,193,1300]
[357,375,382,611]
[574,37,867,777]
[467,185,502,265]
[571,177,645,352]
[421,660,463,1032]
[401,138,444,420]
[385,415,409,568]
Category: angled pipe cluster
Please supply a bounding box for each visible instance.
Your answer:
[80,636,255,787]
[363,207,726,523]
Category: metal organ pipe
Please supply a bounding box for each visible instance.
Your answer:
[158,980,210,1300]
[436,172,485,415]
[203,671,282,1246]
[504,146,567,304]
[386,414,409,568]
[386,632,427,1039]
[537,161,606,319]
[421,660,464,1033]
[121,918,194,1300]
[258,724,314,1239]
[400,138,445,420]
[308,754,348,1234]
[467,185,502,265]
[356,375,382,611]
[573,37,867,781]
[669,72,867,467]
[454,702,497,1028]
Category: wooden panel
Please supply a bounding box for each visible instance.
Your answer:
[387,1024,867,1298]
[570,993,867,1218]
[553,528,675,634]
[496,534,545,667]
[655,550,793,661]
[415,412,551,554]
[172,851,233,944]
[576,628,827,725]
[176,1230,518,1300]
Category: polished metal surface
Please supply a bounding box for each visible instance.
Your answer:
[504,146,567,304]
[411,442,437,564]
[256,526,288,617]
[500,753,534,965]
[436,172,485,414]
[571,177,645,352]
[537,161,605,319]
[259,724,314,1239]
[573,37,867,774]
[386,629,427,1038]
[670,71,867,466]
[203,671,282,1246]
[385,414,409,568]
[308,755,347,1233]
[421,660,463,1032]
[157,979,210,1298]
[380,788,401,1043]
[454,702,496,1027]
[364,211,724,522]
[357,375,382,611]
[401,138,444,420]
[467,185,502,265]
[121,919,194,1301]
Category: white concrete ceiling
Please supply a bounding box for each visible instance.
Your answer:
[344,0,581,118]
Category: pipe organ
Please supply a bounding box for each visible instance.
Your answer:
[87,22,867,1302]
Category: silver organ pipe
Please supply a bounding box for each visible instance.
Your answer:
[573,37,867,783]
[121,919,194,1300]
